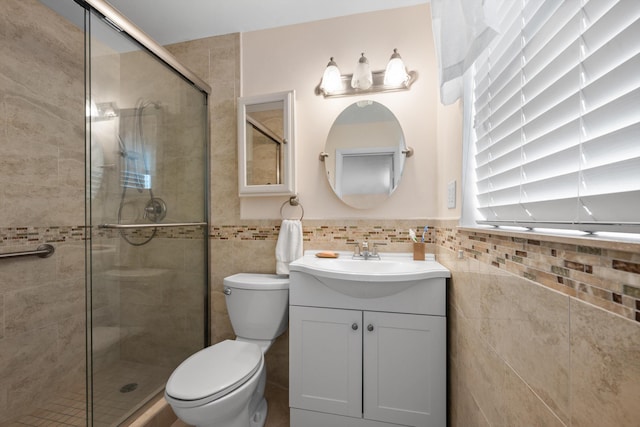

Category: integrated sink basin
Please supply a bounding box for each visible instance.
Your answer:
[289,251,450,299]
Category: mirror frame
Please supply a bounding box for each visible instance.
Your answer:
[237,90,295,197]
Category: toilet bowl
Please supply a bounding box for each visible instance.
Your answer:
[165,273,289,427]
[165,340,266,427]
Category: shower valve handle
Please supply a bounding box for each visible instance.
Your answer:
[143,198,167,222]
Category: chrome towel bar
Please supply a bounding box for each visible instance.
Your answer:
[98,222,207,229]
[0,244,55,260]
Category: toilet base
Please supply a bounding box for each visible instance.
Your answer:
[249,397,267,427]
[167,360,266,427]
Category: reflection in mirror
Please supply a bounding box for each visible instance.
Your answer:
[324,100,408,209]
[245,101,284,185]
[238,91,295,196]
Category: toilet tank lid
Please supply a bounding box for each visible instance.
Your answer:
[223,273,289,290]
[165,340,262,403]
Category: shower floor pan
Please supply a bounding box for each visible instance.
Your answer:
[10,360,173,427]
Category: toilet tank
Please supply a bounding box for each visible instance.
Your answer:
[223,273,289,341]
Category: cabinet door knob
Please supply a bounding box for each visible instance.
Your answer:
[352,323,359,331]
[367,324,374,332]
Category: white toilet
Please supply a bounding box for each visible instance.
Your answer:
[165,273,289,427]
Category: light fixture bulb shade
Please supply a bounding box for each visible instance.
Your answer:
[351,53,373,90]
[320,57,342,94]
[384,49,409,86]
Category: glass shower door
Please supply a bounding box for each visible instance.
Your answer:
[86,9,208,426]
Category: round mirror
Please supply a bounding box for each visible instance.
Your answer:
[324,100,408,209]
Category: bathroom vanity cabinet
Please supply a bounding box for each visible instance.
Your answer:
[289,252,449,427]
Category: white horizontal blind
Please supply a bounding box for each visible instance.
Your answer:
[472,0,640,232]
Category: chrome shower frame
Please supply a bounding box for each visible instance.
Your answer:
[80,0,211,424]
[80,0,211,94]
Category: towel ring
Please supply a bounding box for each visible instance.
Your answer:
[280,196,304,220]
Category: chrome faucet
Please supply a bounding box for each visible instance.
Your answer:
[350,241,386,260]
[361,241,371,260]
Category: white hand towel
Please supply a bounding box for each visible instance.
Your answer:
[276,219,303,275]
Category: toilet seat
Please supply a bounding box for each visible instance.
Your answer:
[165,340,263,408]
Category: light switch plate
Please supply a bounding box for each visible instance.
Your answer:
[447,180,456,209]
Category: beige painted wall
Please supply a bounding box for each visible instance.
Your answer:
[240,4,462,220]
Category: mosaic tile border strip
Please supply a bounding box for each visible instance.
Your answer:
[211,222,640,323]
[0,226,87,247]
[6,223,636,322]
[435,226,640,323]
[95,225,206,240]
[0,225,206,249]
[210,223,435,244]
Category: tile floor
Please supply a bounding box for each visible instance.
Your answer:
[169,382,289,427]
[6,361,172,427]
[4,390,86,427]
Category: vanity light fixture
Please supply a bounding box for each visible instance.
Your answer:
[383,49,410,86]
[316,49,417,98]
[319,57,342,94]
[351,53,373,90]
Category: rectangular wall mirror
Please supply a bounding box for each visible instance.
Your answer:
[238,90,295,196]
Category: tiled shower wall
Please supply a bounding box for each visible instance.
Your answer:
[1,2,211,423]
[0,0,86,423]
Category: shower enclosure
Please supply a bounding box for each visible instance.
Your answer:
[0,1,209,425]
[86,1,210,423]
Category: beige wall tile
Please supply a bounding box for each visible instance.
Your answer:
[449,304,490,427]
[0,294,4,340]
[57,314,86,388]
[4,277,84,337]
[56,242,85,281]
[502,366,566,427]
[455,310,506,426]
[265,330,289,389]
[0,250,57,294]
[0,325,59,422]
[264,381,290,427]
[570,299,640,427]
[232,240,278,274]
[443,240,640,427]
[0,183,84,227]
[479,272,570,424]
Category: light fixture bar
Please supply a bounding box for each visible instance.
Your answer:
[315,70,417,98]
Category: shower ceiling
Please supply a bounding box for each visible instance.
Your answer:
[106,0,429,45]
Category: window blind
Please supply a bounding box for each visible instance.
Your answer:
[471,0,640,233]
